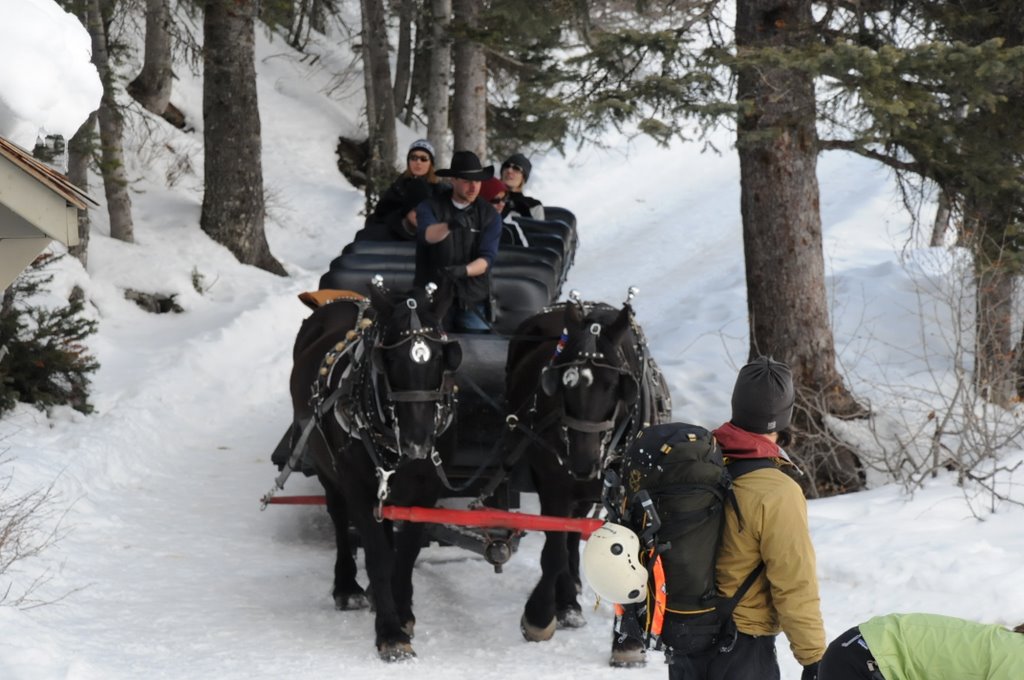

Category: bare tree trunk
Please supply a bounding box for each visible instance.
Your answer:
[289,0,311,48]
[88,0,134,243]
[201,0,285,276]
[310,0,328,33]
[426,0,451,166]
[67,112,97,267]
[452,0,486,158]
[392,0,414,113]
[736,0,862,494]
[361,0,398,206]
[403,4,429,126]
[930,188,952,247]
[127,0,173,116]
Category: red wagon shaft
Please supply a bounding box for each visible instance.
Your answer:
[265,495,605,538]
[381,505,606,538]
[264,495,326,505]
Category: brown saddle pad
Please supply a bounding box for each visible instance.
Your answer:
[298,289,366,311]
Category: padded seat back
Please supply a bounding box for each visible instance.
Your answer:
[514,216,576,251]
[543,206,577,230]
[318,267,415,295]
[332,253,415,272]
[491,259,558,295]
[495,245,561,272]
[490,274,554,335]
[342,240,418,258]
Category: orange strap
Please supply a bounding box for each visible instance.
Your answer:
[651,554,666,636]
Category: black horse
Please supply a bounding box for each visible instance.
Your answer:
[504,292,671,665]
[288,282,462,661]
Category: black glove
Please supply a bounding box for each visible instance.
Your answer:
[801,662,819,680]
[442,264,468,280]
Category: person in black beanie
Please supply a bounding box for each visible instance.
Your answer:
[500,152,545,220]
[668,357,826,680]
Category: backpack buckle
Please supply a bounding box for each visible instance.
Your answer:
[717,619,739,654]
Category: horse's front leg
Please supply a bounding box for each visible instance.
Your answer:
[521,529,568,641]
[319,474,368,610]
[348,495,414,661]
[555,529,586,628]
[391,520,428,638]
[522,477,573,641]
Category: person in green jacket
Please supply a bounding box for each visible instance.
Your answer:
[818,613,1024,679]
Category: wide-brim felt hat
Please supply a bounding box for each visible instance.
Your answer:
[436,150,494,181]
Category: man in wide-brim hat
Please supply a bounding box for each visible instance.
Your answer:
[435,150,495,181]
[414,150,502,331]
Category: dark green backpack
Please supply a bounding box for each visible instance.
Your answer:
[611,422,764,656]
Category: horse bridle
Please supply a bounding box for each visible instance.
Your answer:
[369,323,459,446]
[540,348,641,474]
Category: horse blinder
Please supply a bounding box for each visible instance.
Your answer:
[443,341,463,372]
[619,373,640,405]
[540,365,559,396]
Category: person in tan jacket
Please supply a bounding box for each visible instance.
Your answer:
[691,356,826,680]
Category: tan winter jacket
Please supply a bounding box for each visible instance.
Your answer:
[715,465,826,666]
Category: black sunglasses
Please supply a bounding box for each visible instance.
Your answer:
[503,163,524,173]
[489,195,507,205]
[408,154,431,163]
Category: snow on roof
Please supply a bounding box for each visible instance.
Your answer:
[0,135,97,210]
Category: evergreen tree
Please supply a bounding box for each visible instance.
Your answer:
[0,256,99,415]
[811,2,1024,404]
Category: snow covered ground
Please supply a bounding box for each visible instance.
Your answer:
[1,5,1022,679]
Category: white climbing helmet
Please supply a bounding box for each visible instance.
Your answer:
[581,522,647,604]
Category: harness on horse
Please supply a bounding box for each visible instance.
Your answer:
[338,297,461,512]
[534,308,646,473]
[260,296,373,509]
[466,292,665,506]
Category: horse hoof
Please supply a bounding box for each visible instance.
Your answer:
[520,613,557,642]
[378,641,416,662]
[557,607,587,629]
[334,592,370,611]
[609,642,647,668]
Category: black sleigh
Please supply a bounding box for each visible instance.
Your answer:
[265,207,672,662]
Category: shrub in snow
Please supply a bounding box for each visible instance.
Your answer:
[0,255,99,416]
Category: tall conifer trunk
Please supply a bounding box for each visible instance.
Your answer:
[128,0,173,116]
[201,0,285,275]
[971,201,1017,406]
[735,0,863,493]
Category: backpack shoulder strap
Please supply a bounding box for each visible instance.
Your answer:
[715,457,772,646]
[724,457,779,533]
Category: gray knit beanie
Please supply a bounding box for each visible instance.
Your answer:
[408,139,435,163]
[730,356,795,434]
